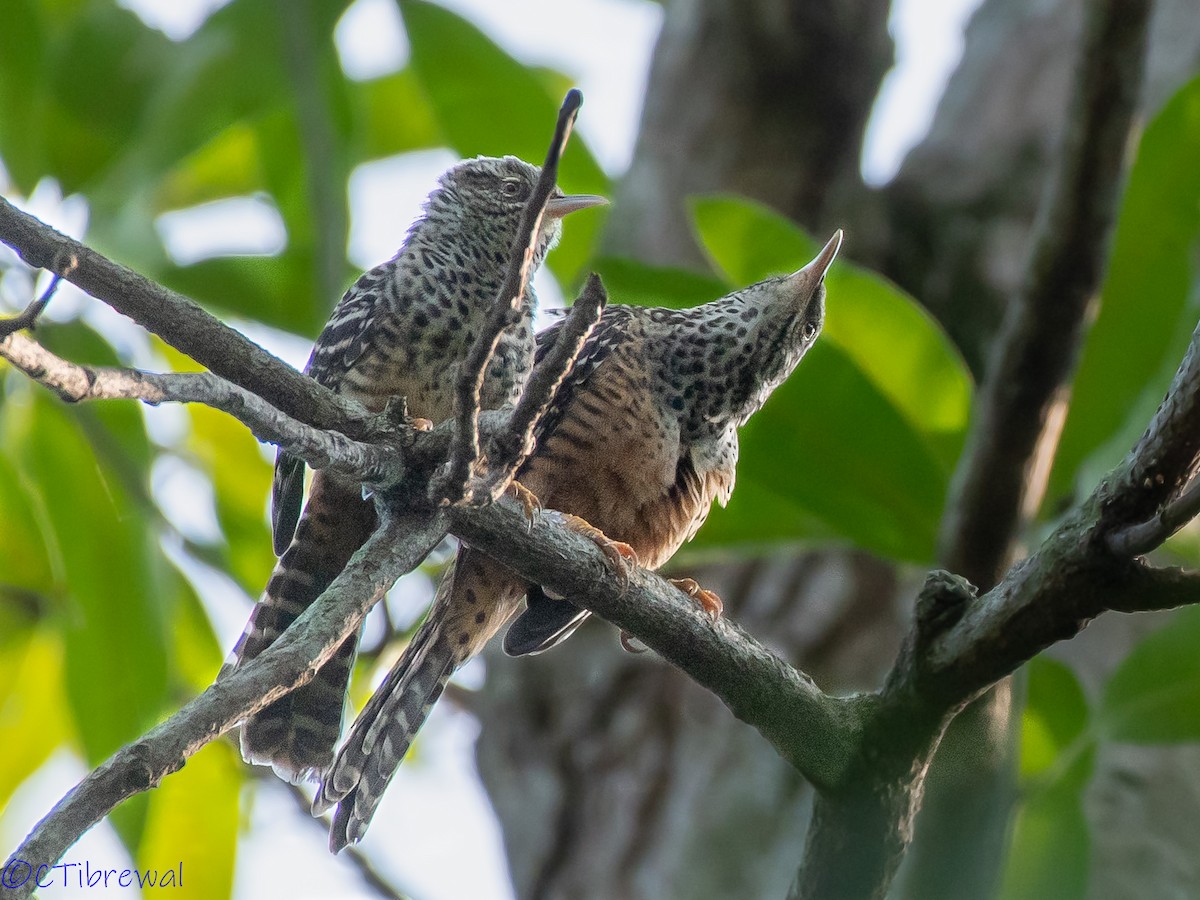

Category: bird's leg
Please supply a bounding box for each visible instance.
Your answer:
[505,480,542,526]
[669,577,723,620]
[553,512,639,579]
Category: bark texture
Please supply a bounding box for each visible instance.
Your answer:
[476,0,1200,897]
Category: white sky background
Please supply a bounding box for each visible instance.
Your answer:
[1,0,982,898]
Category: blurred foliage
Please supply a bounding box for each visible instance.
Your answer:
[0,1,1198,897]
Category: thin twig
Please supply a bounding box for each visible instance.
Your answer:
[0,261,72,337]
[1,512,448,900]
[1108,475,1200,557]
[438,89,584,504]
[482,273,607,500]
[0,332,404,485]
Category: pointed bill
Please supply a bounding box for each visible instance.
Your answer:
[544,193,608,219]
[803,229,843,280]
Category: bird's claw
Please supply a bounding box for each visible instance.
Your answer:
[619,630,648,654]
[557,513,638,581]
[505,480,542,528]
[669,577,723,620]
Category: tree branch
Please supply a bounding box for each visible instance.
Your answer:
[0,264,69,337]
[1,510,448,900]
[446,498,862,791]
[0,196,373,439]
[937,0,1151,588]
[482,273,606,498]
[904,2,1153,896]
[0,332,407,484]
[440,89,584,503]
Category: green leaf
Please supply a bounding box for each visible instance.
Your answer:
[138,741,241,900]
[186,401,274,595]
[683,194,974,561]
[998,787,1090,900]
[1101,605,1200,742]
[690,342,950,561]
[397,0,610,285]
[7,391,169,768]
[1049,76,1200,501]
[0,629,73,810]
[1020,657,1093,792]
[0,0,46,191]
[352,67,442,161]
[590,256,728,311]
[691,194,973,471]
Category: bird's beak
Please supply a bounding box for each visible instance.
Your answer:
[787,230,843,295]
[544,192,608,219]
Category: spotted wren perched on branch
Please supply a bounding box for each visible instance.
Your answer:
[222,156,605,781]
[317,231,844,850]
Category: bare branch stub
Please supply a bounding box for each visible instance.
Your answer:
[482,272,607,500]
[1108,474,1200,557]
[439,88,584,504]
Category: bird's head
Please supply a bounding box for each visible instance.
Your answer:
[429,155,606,258]
[671,231,842,432]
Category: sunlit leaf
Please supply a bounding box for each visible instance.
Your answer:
[1101,606,1200,742]
[0,629,72,810]
[187,402,274,594]
[1049,76,1200,501]
[138,741,242,900]
[11,392,169,769]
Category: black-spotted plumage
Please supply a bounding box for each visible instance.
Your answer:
[319,232,842,849]
[222,155,604,781]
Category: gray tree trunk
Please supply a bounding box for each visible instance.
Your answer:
[475,0,1200,897]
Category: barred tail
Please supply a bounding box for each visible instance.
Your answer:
[317,581,458,852]
[222,470,376,781]
[318,549,528,851]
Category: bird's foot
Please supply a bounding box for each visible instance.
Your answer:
[505,480,542,526]
[557,513,639,580]
[669,577,723,620]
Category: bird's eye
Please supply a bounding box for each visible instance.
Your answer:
[803,322,818,340]
[500,179,525,199]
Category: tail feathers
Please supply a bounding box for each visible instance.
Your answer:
[271,450,306,557]
[237,632,360,782]
[318,616,456,852]
[224,471,375,780]
[503,586,590,656]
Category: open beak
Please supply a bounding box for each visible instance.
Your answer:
[544,191,608,219]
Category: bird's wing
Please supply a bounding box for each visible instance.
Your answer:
[272,270,389,553]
